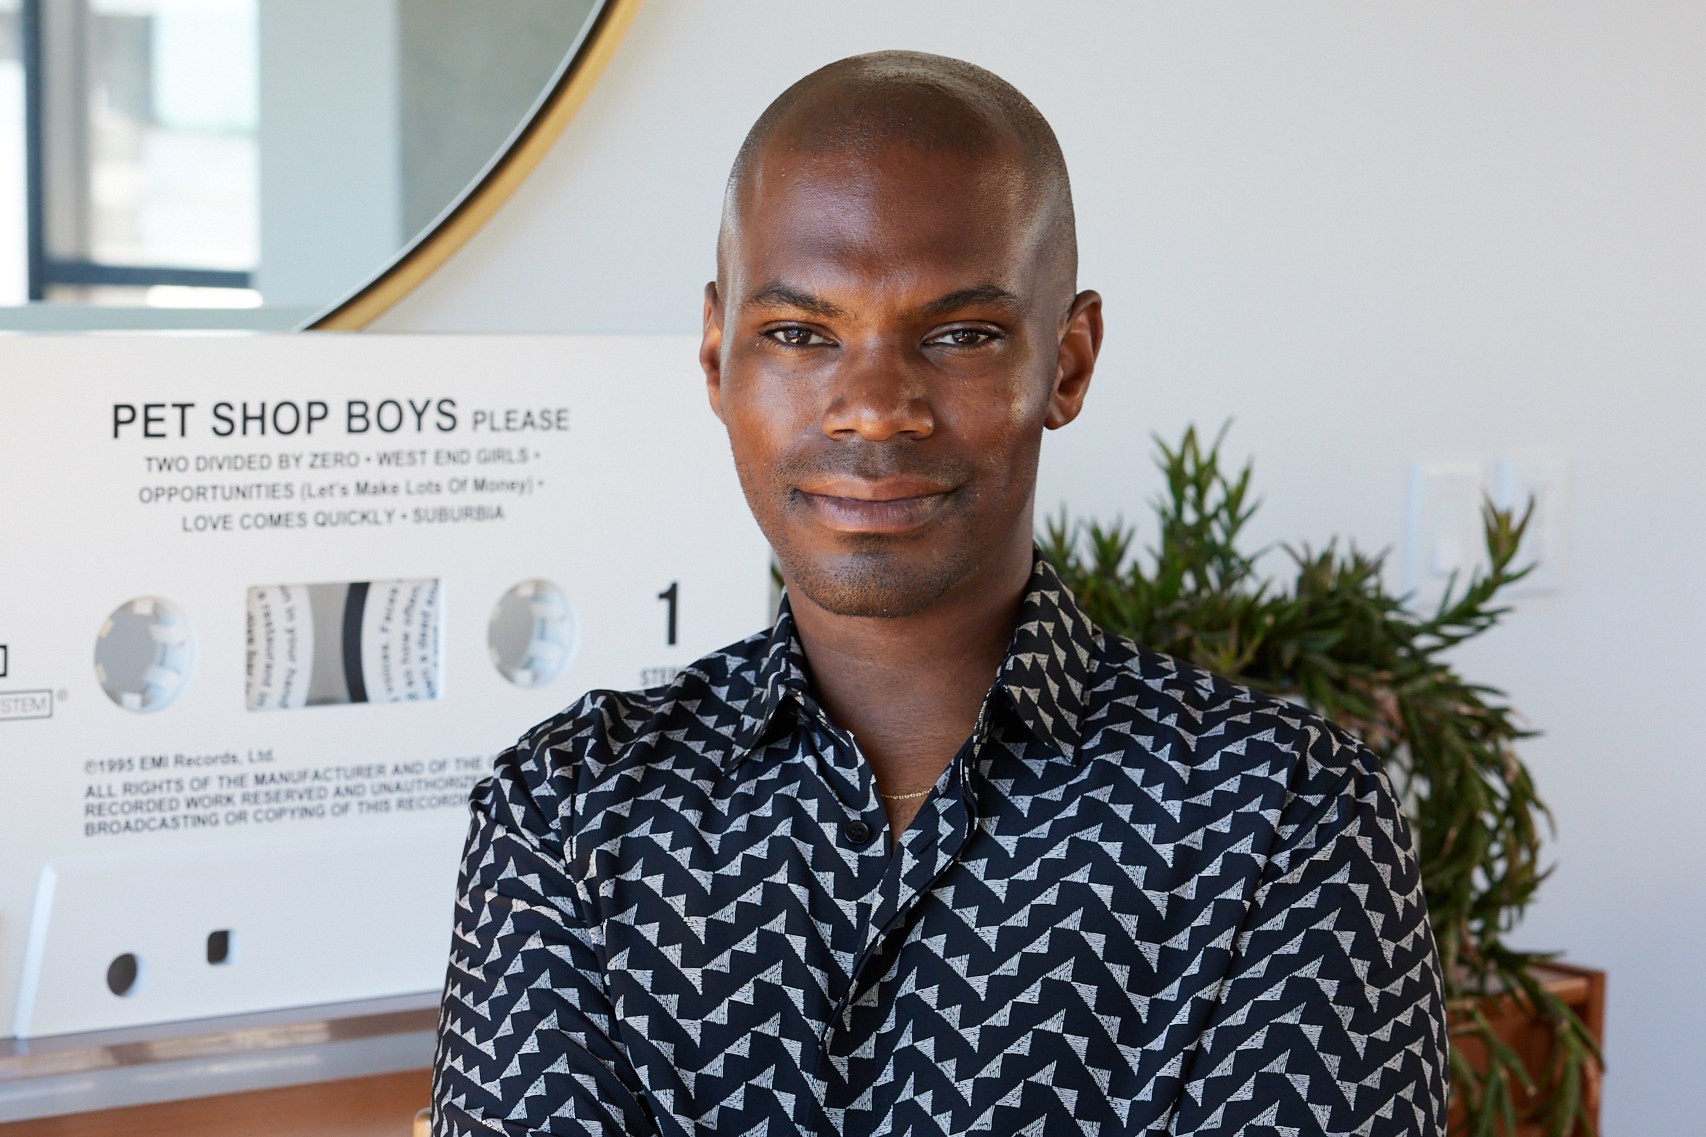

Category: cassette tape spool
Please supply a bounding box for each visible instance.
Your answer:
[94,597,197,713]
[488,579,576,688]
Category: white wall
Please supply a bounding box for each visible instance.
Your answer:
[373,3,1706,1131]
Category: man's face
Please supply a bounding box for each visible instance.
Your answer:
[702,141,1098,619]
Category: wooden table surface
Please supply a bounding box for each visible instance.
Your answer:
[0,1069,428,1137]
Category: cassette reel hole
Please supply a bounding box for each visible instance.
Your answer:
[95,597,196,713]
[489,580,576,688]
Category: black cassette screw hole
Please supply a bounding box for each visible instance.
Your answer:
[106,952,141,997]
[207,930,234,965]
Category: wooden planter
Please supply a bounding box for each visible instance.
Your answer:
[1449,962,1606,1136]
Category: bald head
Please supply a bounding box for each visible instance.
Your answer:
[720,51,1077,298]
[700,52,1103,622]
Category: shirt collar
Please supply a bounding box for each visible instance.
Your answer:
[731,596,813,758]
[728,552,1100,767]
[995,554,1098,762]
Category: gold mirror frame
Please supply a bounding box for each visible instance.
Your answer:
[308,0,639,331]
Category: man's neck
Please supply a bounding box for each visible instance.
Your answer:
[785,541,1034,836]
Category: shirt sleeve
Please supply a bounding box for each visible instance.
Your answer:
[431,731,655,1136]
[1168,722,1450,1136]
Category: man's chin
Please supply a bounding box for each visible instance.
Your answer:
[780,544,964,620]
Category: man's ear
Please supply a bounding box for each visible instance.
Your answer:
[1045,289,1103,430]
[700,282,726,422]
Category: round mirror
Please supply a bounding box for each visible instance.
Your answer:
[0,0,629,331]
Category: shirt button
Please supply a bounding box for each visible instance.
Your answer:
[842,819,873,846]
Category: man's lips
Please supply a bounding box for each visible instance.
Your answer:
[799,476,952,502]
[795,477,955,534]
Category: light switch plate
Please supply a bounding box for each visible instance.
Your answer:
[1494,455,1568,596]
[1405,462,1489,614]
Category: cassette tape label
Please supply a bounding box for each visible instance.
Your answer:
[0,335,770,1036]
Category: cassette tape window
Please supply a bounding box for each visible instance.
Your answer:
[246,579,441,711]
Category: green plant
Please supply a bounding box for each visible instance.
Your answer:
[1039,422,1602,1137]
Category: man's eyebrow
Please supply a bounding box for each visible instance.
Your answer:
[742,282,846,319]
[916,284,1021,317]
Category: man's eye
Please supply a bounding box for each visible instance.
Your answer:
[928,328,999,348]
[765,327,829,348]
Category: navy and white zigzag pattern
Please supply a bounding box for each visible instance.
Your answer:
[432,557,1447,1135]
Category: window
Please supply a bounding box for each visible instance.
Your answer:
[1,0,26,304]
[8,0,259,307]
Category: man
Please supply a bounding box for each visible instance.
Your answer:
[433,51,1447,1136]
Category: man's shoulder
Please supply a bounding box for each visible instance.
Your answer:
[483,626,773,822]
[1085,624,1386,806]
[533,626,768,743]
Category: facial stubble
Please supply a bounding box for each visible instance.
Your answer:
[732,441,1031,620]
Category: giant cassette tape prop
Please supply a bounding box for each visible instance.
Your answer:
[0,336,770,1038]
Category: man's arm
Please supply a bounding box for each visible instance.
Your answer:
[1169,722,1449,1136]
[432,736,654,1136]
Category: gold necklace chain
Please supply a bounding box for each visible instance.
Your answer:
[878,787,934,801]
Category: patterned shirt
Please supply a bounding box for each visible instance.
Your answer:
[431,557,1448,1136]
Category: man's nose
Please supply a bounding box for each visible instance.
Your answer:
[819,341,934,441]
